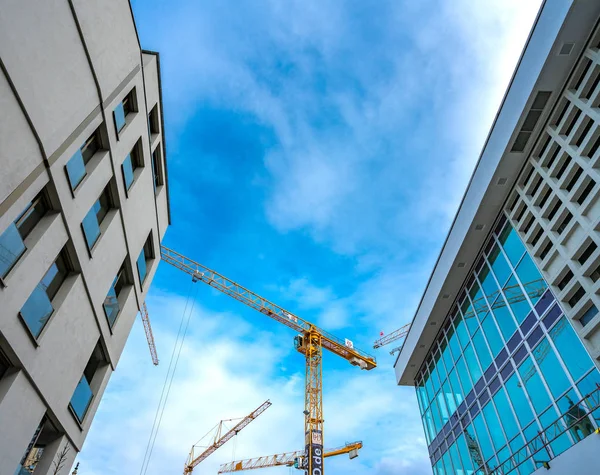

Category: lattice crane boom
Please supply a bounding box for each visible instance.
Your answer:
[183,400,272,474]
[140,301,159,365]
[161,246,376,370]
[217,441,363,473]
[160,245,376,475]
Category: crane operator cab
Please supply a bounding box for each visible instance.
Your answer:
[294,334,305,353]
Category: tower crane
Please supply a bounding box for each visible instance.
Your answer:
[218,441,363,473]
[183,400,272,474]
[160,246,377,475]
[374,278,547,355]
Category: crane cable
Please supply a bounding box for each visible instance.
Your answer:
[139,280,199,475]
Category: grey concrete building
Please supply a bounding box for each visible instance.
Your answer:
[395,0,600,474]
[0,1,170,473]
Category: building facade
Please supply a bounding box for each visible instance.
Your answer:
[0,1,170,473]
[395,1,600,474]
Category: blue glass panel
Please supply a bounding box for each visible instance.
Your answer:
[425,373,435,404]
[499,225,525,266]
[70,375,93,422]
[576,370,600,425]
[479,262,498,300]
[550,317,593,382]
[431,396,443,435]
[482,401,505,451]
[114,102,126,132]
[137,248,147,284]
[20,284,53,338]
[493,388,519,440]
[455,433,475,473]
[539,406,572,456]
[41,263,58,289]
[505,372,534,428]
[103,281,120,328]
[464,343,483,383]
[533,337,570,399]
[473,413,494,462]
[455,315,470,349]
[461,299,479,335]
[504,277,530,324]
[443,380,457,415]
[437,391,450,425]
[442,339,454,373]
[492,298,517,340]
[448,441,463,474]
[472,328,492,371]
[516,254,546,288]
[448,331,461,361]
[556,388,594,443]
[442,451,453,474]
[518,356,552,413]
[122,154,134,190]
[481,312,503,357]
[82,204,101,249]
[0,223,26,278]
[448,368,464,407]
[489,245,512,287]
[65,149,86,190]
[456,356,473,394]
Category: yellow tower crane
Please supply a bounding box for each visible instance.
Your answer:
[183,400,272,474]
[160,246,377,475]
[374,278,548,354]
[218,441,363,473]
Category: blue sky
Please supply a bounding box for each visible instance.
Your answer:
[77,1,542,474]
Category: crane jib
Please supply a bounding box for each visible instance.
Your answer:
[161,246,376,368]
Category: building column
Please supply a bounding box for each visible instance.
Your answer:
[0,370,46,472]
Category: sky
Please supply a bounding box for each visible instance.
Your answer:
[76,1,543,474]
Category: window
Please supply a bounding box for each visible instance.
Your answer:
[15,417,61,475]
[69,342,106,423]
[137,233,154,285]
[148,104,160,135]
[121,140,143,192]
[19,251,69,338]
[65,129,101,190]
[103,263,128,328]
[580,305,599,327]
[82,187,112,250]
[151,148,164,191]
[568,285,585,308]
[0,190,48,279]
[113,88,136,134]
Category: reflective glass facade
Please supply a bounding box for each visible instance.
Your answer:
[415,216,600,474]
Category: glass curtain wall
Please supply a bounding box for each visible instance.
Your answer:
[415,215,600,474]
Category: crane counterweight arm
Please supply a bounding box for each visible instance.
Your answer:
[217,441,363,473]
[183,400,272,474]
[161,246,376,370]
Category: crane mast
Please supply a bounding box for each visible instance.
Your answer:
[183,400,272,474]
[160,245,376,475]
[217,441,363,473]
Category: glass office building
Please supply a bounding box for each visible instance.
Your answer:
[395,2,600,473]
[416,217,600,473]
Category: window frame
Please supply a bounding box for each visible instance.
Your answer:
[0,189,49,283]
[137,234,154,286]
[18,249,70,341]
[121,139,144,194]
[103,262,129,328]
[81,186,113,252]
[113,88,137,138]
[65,128,102,191]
